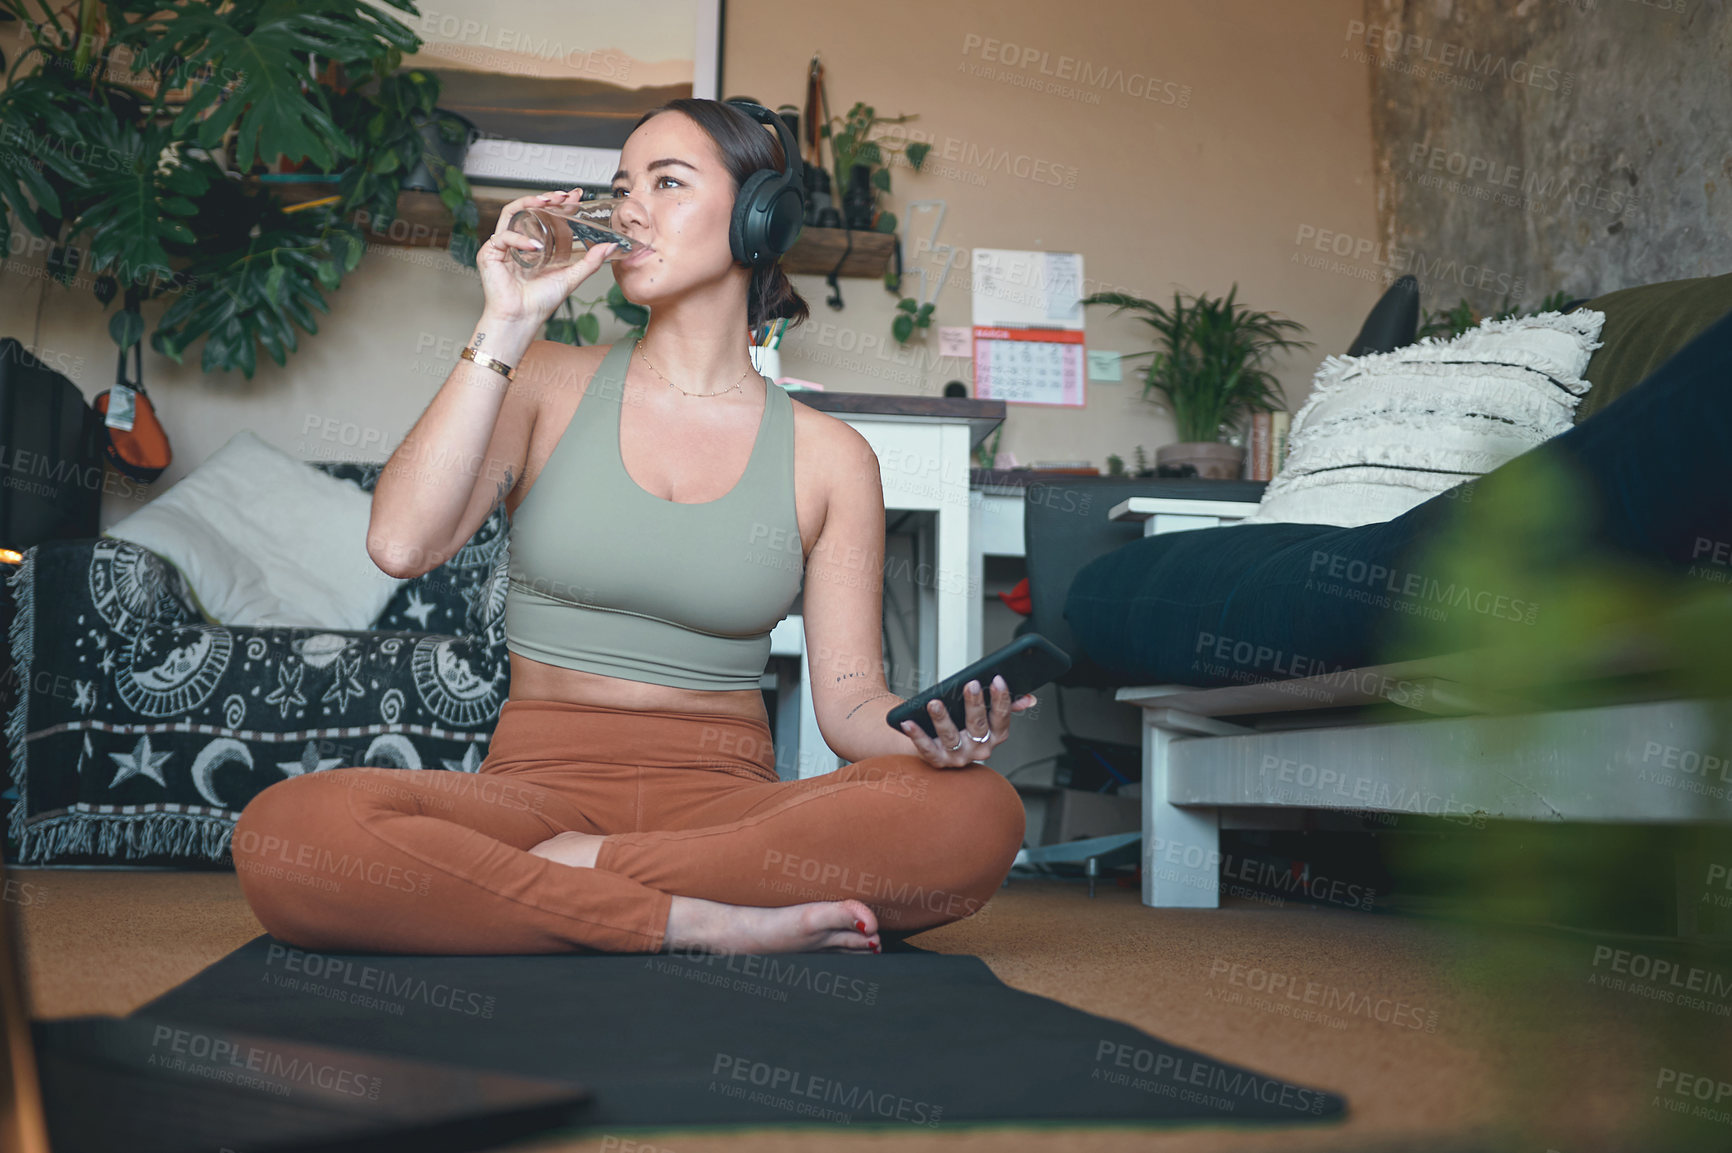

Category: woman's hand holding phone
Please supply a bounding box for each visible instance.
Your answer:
[896,675,1037,769]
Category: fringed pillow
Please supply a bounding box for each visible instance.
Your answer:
[1238,309,1605,528]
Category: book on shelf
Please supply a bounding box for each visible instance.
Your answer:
[1246,411,1291,481]
[1270,410,1291,475]
[1247,414,1271,481]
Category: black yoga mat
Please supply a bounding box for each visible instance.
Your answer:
[129,935,1348,1133]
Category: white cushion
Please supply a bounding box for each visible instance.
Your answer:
[104,430,404,629]
[1238,309,1606,528]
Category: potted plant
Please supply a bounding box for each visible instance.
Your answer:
[0,0,479,378]
[544,282,648,348]
[814,100,937,344]
[1417,289,1574,340]
[324,60,481,256]
[1081,285,1311,479]
[819,101,929,237]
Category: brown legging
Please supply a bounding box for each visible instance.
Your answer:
[230,698,1028,954]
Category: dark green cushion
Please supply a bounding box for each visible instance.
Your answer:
[1576,272,1732,422]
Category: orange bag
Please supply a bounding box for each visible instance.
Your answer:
[92,342,172,484]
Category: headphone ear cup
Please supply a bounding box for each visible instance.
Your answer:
[730,168,777,265]
[765,184,805,255]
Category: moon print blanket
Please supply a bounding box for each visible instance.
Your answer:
[3,462,510,865]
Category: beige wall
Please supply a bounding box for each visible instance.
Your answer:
[0,0,1380,526]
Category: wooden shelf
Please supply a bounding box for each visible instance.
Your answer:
[780,226,895,279]
[256,180,897,278]
[257,180,513,249]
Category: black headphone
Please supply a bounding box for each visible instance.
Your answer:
[723,99,806,267]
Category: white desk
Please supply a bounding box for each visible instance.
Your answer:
[773,467,1266,782]
[968,489,1263,662]
[775,394,1005,778]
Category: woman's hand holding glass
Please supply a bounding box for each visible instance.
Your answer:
[476,189,620,328]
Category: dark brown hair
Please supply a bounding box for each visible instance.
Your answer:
[629,98,810,335]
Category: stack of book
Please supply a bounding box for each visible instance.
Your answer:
[1245,412,1292,481]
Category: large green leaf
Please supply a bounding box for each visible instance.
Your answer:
[0,70,92,254]
[67,117,210,297]
[126,0,421,172]
[153,213,349,377]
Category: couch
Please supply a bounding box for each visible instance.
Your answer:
[1042,272,1732,910]
[3,460,510,865]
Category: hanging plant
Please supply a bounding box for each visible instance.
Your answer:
[0,0,480,378]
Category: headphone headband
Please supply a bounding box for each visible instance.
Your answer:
[723,99,807,267]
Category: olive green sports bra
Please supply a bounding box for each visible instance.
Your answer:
[504,337,805,691]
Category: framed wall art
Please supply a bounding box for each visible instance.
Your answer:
[392,0,723,190]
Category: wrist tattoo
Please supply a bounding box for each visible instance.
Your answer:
[493,465,515,511]
[843,691,899,722]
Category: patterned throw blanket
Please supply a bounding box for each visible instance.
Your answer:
[4,462,509,865]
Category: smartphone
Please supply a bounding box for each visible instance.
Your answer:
[886,633,1072,741]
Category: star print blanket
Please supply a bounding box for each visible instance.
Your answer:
[3,462,512,865]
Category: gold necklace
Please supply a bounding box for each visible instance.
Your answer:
[637,344,751,399]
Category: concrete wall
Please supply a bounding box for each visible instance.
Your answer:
[0,0,1380,526]
[1363,0,1730,313]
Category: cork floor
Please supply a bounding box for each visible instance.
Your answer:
[9,868,1712,1152]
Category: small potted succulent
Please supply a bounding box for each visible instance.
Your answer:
[1082,285,1310,479]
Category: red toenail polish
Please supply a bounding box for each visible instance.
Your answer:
[854,920,866,933]
[870,942,880,953]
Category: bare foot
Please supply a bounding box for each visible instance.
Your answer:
[664,895,881,955]
[527,830,605,869]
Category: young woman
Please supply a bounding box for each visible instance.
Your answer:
[231,99,1034,957]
